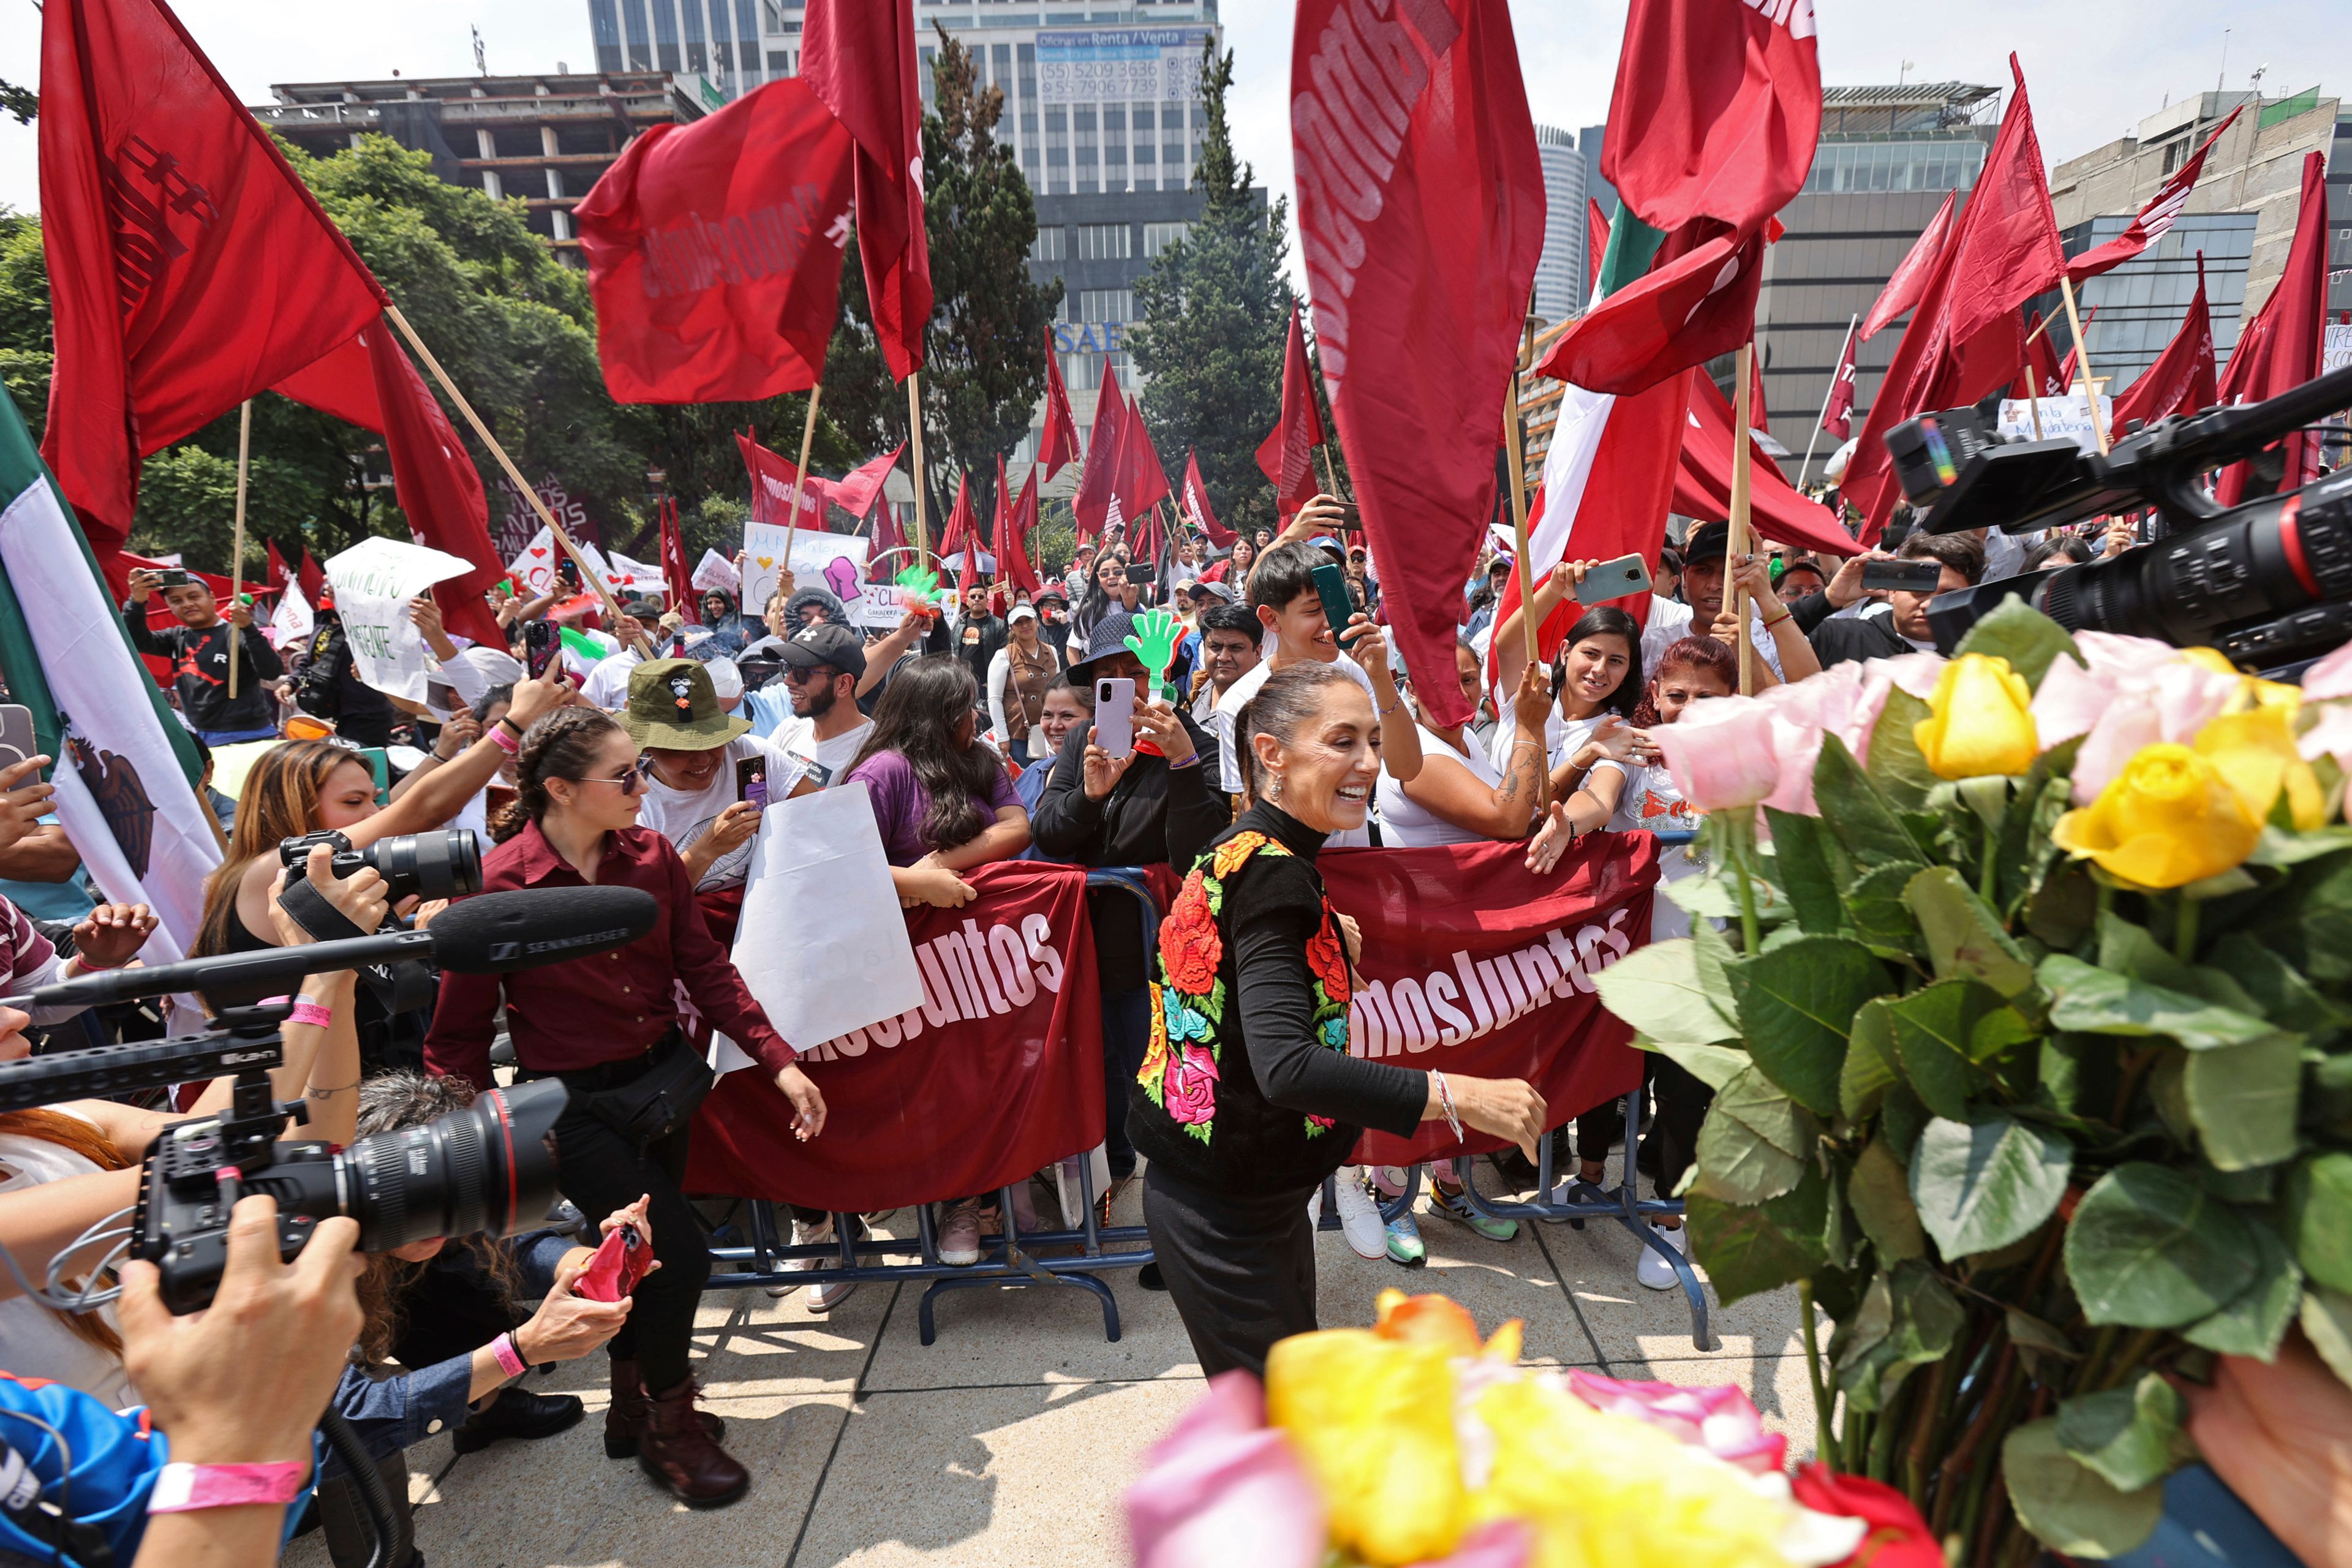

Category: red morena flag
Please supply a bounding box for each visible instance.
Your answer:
[1038,328,1082,478]
[1181,450,1233,548]
[1071,374,1131,541]
[573,78,855,404]
[2068,106,2242,287]
[993,453,1041,593]
[1602,0,1822,234]
[1534,221,1767,395]
[2216,151,2330,507]
[829,443,906,521]
[1858,189,1954,341]
[2018,311,2068,399]
[1586,197,1611,303]
[801,0,932,382]
[660,497,695,619]
[1675,372,1852,556]
[1255,302,1325,516]
[39,0,389,582]
[1292,0,1546,729]
[1821,325,1858,440]
[265,540,289,594]
[2112,254,2218,435]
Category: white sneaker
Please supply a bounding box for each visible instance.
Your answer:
[1637,1223,1688,1291]
[1331,1170,1387,1261]
[767,1216,835,1299]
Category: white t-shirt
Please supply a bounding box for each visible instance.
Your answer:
[1485,707,1630,786]
[1642,597,1784,680]
[1212,652,1378,848]
[636,734,809,891]
[1609,763,1705,942]
[1378,726,1506,848]
[769,714,876,793]
[0,1123,135,1409]
[581,648,647,711]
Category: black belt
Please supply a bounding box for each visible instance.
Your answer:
[543,1030,684,1095]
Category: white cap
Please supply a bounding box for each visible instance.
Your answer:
[1008,603,1039,624]
[703,657,744,707]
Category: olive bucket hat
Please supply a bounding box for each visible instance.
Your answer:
[621,657,752,751]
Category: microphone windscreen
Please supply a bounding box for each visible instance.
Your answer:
[428,888,658,974]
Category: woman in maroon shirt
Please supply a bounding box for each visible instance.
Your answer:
[425,707,824,1509]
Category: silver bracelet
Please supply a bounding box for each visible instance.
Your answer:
[1431,1070,1464,1142]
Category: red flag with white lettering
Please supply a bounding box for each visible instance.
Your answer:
[1292,0,1547,728]
[1181,450,1233,549]
[573,79,856,404]
[2067,107,2242,287]
[801,0,932,382]
[1039,329,1082,478]
[1254,302,1325,516]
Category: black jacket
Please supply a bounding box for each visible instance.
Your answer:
[293,619,398,747]
[1030,708,1226,992]
[1792,590,1915,668]
[123,606,281,734]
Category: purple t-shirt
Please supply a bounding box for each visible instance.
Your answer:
[842,748,1022,867]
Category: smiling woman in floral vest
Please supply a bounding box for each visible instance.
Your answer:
[1125,662,1548,1379]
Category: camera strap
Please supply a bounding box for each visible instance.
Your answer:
[276,879,370,946]
[276,878,437,1019]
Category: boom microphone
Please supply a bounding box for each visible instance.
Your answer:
[1,886,658,1013]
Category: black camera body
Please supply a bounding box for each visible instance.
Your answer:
[277,828,483,905]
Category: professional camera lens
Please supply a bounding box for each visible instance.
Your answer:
[336,1079,568,1253]
[362,830,483,903]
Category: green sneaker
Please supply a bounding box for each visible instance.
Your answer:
[1431,1182,1518,1242]
[1385,1209,1427,1267]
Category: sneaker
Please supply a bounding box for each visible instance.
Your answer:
[766,1216,836,1298]
[1543,1175,1605,1220]
[1431,1180,1518,1242]
[1373,1166,1411,1199]
[1385,1209,1426,1267]
[1637,1223,1688,1291]
[940,1202,984,1267]
[1330,1170,1387,1261]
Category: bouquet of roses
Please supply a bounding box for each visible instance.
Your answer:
[1125,1290,1938,1568]
[1589,600,2352,1564]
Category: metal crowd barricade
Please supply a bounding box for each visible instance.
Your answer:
[701,867,1163,1346]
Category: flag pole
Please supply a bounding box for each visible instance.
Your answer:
[781,382,824,565]
[907,375,932,568]
[225,399,252,701]
[2021,353,2045,440]
[1796,314,1856,489]
[382,305,652,655]
[1316,442,1340,502]
[2058,275,2111,454]
[1730,342,1758,697]
[1501,312,1545,807]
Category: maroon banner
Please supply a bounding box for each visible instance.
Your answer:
[1322,835,1660,1166]
[686,863,1105,1214]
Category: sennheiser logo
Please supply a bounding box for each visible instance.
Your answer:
[489,941,523,963]
[524,927,634,956]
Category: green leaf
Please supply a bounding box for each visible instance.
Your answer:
[1955,600,2082,690]
[2007,1309,2082,1379]
[1906,865,2037,1000]
[1687,1191,1819,1306]
[2000,743,2082,913]
[1765,809,1849,935]
[2096,913,2174,984]
[1864,689,1939,812]
[2057,1374,2193,1493]
[1841,996,1901,1121]
[2038,1033,2091,1116]
[2005,1419,2163,1558]
[2288,1153,2352,1294]
[2038,954,2283,1051]
[1887,979,2004,1121]
[1910,1113,2071,1259]
[1814,734,1929,872]
[2024,859,2099,950]
[2299,1287,2352,1391]
[1728,936,1887,1117]
[1639,1039,1750,1091]
[2245,824,2352,867]
[2066,1164,2260,1328]
[1691,917,1741,1017]
[2184,1037,2302,1172]
[1882,1084,1929,1161]
[2209,932,2348,1041]
[1831,1261,1964,1413]
[1844,862,1924,956]
[1592,938,1735,1049]
[1694,1067,1812,1204]
[1849,1136,1926,1262]
[2235,852,2352,984]
[2182,1216,2302,1359]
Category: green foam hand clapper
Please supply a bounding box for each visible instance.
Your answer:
[1123,608,1185,703]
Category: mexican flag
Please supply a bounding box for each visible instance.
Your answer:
[0,394,219,966]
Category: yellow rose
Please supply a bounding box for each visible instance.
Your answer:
[2196,706,2326,831]
[1266,1328,1465,1564]
[1914,654,2039,779]
[2052,742,2261,888]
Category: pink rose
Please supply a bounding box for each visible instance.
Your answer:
[1756,662,1898,816]
[1164,1044,1221,1125]
[1866,650,1948,703]
[1652,695,1781,812]
[1565,1370,1789,1475]
[2033,633,2241,804]
[2304,638,2352,701]
[1126,1371,1325,1568]
[2301,702,2352,770]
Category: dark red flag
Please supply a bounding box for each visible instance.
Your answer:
[993,454,1041,593]
[1858,189,1954,341]
[1116,399,1174,522]
[1534,221,1767,395]
[872,500,905,563]
[39,0,389,580]
[2018,311,2068,399]
[941,470,978,567]
[735,431,827,530]
[265,540,288,594]
[2112,255,2218,434]
[573,79,856,404]
[1821,326,1858,440]
[2054,307,2098,395]
[1038,329,1082,478]
[2067,107,2242,286]
[1181,450,1233,548]
[1255,303,1325,516]
[828,444,905,521]
[1585,197,1611,303]
[294,545,325,606]
[1293,0,1546,728]
[2215,151,2329,506]
[1675,372,1854,556]
[1602,0,1821,233]
[1071,375,1130,541]
[801,0,932,381]
[660,497,695,619]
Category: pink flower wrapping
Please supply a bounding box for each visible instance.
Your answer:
[1125,1371,1325,1568]
[1564,1370,1789,1474]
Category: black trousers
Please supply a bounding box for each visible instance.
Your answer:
[1142,1164,1319,1380]
[1574,1055,1713,1200]
[547,1085,710,1393]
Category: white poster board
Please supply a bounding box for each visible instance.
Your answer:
[1997,393,2116,454]
[692,548,739,594]
[718,782,923,1074]
[268,578,314,651]
[739,524,870,618]
[848,581,907,630]
[505,524,616,598]
[322,537,478,703]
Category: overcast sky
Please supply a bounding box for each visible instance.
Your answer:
[1,0,2346,252]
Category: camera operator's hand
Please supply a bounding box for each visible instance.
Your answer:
[67,902,156,972]
[1824,549,1888,609]
[0,754,56,853]
[267,842,390,948]
[776,1063,827,1141]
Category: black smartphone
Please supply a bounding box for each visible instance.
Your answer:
[153,568,197,589]
[1310,560,1358,644]
[1861,559,1945,594]
[556,556,581,589]
[736,756,767,809]
[523,619,560,680]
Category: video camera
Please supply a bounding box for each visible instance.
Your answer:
[0,884,656,1313]
[1882,362,2352,666]
[278,827,483,905]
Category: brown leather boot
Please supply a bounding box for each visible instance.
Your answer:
[637,1377,750,1508]
[603,1358,725,1460]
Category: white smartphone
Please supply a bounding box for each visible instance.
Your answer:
[1095,677,1136,760]
[1575,552,1654,605]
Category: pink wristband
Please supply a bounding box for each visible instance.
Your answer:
[490,1332,527,1379]
[489,723,521,755]
[148,1460,309,1513]
[285,998,334,1031]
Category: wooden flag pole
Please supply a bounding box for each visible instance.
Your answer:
[1501,322,1546,810]
[1796,314,1857,489]
[2058,274,2111,454]
[225,399,253,701]
[1730,342,1758,697]
[383,305,653,655]
[2022,358,2045,440]
[780,381,824,564]
[1316,442,1340,502]
[907,374,932,568]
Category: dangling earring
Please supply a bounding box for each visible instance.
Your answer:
[1268,776,1284,800]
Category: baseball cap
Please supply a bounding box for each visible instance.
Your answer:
[1308,535,1346,558]
[622,595,664,619]
[1008,602,1039,624]
[1683,519,1730,565]
[777,621,868,680]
